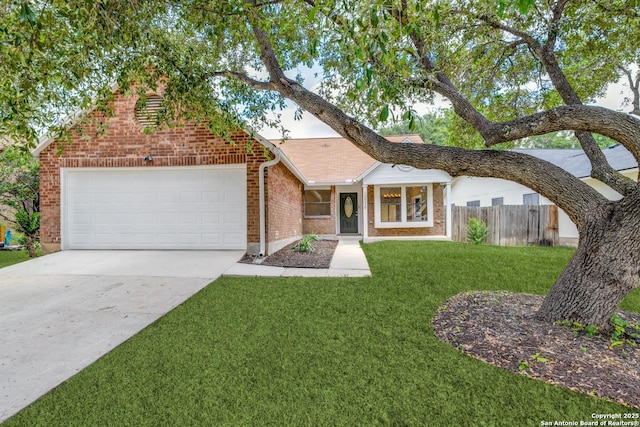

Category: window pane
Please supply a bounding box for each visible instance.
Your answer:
[305,190,330,203]
[380,187,401,222]
[492,197,504,206]
[467,200,480,207]
[304,190,331,216]
[406,186,428,221]
[523,193,539,206]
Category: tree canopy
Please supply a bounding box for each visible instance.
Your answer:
[2,0,640,330]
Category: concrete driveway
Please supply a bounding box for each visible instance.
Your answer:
[0,250,243,422]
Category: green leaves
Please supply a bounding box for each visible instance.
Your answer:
[18,2,36,25]
[378,104,389,122]
[402,109,415,131]
[496,0,535,17]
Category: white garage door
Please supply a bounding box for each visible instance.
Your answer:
[62,165,247,250]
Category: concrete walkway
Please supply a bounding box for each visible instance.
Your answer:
[223,238,371,278]
[0,250,243,423]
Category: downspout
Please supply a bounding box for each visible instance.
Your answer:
[259,152,281,256]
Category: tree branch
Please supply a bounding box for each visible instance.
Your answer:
[620,66,640,116]
[206,70,276,91]
[468,7,638,194]
[241,17,605,227]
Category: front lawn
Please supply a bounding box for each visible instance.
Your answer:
[0,250,31,269]
[5,241,638,426]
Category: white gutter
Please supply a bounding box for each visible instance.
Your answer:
[259,151,282,256]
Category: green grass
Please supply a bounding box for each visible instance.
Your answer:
[0,250,31,268]
[5,241,639,426]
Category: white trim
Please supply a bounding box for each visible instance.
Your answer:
[304,185,331,190]
[445,182,452,239]
[364,235,450,243]
[354,161,383,182]
[362,184,369,240]
[373,184,434,228]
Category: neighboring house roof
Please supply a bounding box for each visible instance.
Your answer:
[513,144,638,178]
[274,134,424,185]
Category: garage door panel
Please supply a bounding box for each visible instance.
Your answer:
[156,213,180,225]
[180,192,200,203]
[63,166,247,250]
[157,192,179,203]
[202,191,221,203]
[202,213,222,225]
[223,233,245,248]
[202,234,222,245]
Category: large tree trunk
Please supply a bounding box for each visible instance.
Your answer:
[25,235,37,258]
[536,195,640,332]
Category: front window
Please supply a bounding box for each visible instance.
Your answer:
[406,186,428,221]
[304,189,331,216]
[380,187,401,222]
[375,184,433,228]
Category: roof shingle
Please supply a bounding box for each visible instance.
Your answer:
[274,135,424,184]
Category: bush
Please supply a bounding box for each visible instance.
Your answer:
[467,217,488,245]
[291,233,321,253]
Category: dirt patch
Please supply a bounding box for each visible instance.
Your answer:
[432,291,640,409]
[240,239,338,268]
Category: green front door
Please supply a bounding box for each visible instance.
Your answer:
[339,193,358,234]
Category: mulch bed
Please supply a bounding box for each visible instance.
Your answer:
[240,239,338,268]
[432,291,640,409]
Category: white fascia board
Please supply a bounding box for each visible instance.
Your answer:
[250,130,309,185]
[354,161,382,182]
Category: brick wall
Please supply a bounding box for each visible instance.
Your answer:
[302,187,336,235]
[265,162,303,252]
[39,90,270,252]
[366,183,446,237]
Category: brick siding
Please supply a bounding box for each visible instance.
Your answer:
[265,162,303,251]
[366,184,446,237]
[39,90,271,252]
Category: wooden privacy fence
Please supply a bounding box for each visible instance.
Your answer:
[452,205,559,246]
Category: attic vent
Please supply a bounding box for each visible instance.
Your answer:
[401,137,412,144]
[135,95,165,128]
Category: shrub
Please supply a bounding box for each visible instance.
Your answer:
[291,233,321,253]
[467,217,488,245]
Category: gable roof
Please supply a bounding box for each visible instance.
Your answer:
[277,136,637,186]
[274,134,424,185]
[513,144,638,178]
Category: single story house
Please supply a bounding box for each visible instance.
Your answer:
[276,135,452,245]
[34,89,452,255]
[451,144,639,245]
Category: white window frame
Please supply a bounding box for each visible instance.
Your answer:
[373,184,434,228]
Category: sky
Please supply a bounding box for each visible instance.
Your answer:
[257,67,637,140]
